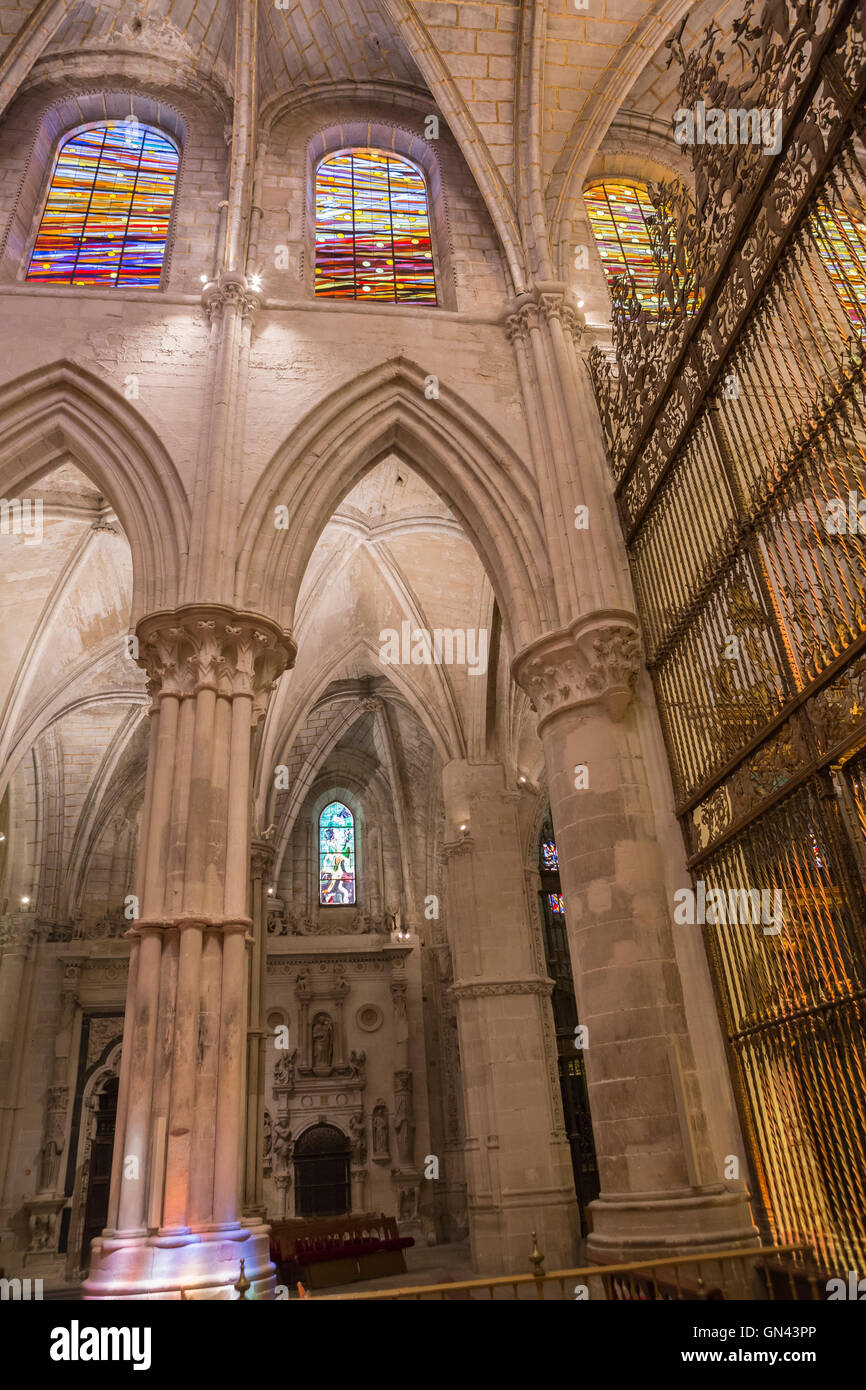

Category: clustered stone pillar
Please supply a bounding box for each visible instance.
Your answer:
[513,619,756,1260]
[441,760,579,1274]
[84,605,294,1299]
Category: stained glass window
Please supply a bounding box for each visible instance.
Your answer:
[547,893,565,915]
[27,120,179,288]
[541,840,558,872]
[319,802,356,906]
[314,149,436,304]
[584,180,659,315]
[811,201,866,326]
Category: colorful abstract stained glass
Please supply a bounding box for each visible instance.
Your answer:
[584,180,660,315]
[315,149,436,304]
[319,801,356,906]
[547,893,565,915]
[27,121,179,288]
[541,840,558,871]
[811,201,866,326]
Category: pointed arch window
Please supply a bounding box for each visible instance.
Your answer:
[319,801,356,905]
[811,200,866,327]
[314,148,437,304]
[27,120,179,288]
[584,180,660,315]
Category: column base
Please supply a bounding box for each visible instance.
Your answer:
[82,1224,276,1300]
[586,1183,759,1265]
[469,1189,580,1276]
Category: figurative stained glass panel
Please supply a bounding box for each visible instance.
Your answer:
[27,121,179,288]
[319,801,356,906]
[811,201,866,326]
[548,893,565,915]
[541,840,558,871]
[314,149,436,304]
[584,180,659,315]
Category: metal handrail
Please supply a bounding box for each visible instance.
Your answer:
[311,1241,816,1301]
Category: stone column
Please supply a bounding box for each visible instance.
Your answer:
[243,840,272,1221]
[84,605,294,1300]
[441,761,579,1274]
[513,620,757,1260]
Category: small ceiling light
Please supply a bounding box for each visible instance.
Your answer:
[459,824,467,833]
[519,776,527,784]
[21,896,30,905]
[200,274,208,283]
[577,299,585,308]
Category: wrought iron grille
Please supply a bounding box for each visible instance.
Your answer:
[590,0,866,1272]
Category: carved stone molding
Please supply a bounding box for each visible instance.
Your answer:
[505,285,585,348]
[450,977,554,1000]
[512,611,642,728]
[136,604,296,723]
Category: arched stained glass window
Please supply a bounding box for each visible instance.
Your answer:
[584,180,659,314]
[319,801,356,906]
[314,149,436,304]
[27,121,179,288]
[811,200,866,326]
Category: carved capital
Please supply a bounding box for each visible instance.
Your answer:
[136,605,296,723]
[512,611,642,729]
[202,271,262,324]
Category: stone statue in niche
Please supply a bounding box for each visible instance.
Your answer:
[311,1013,334,1070]
[372,1102,390,1159]
[393,1070,415,1166]
[272,1116,293,1173]
[399,1187,417,1223]
[274,1047,297,1090]
[349,1112,367,1165]
[263,1110,273,1168]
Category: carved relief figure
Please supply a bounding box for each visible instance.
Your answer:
[347,1049,366,1081]
[274,1047,297,1090]
[349,1112,367,1165]
[263,1110,273,1168]
[272,1116,293,1173]
[393,1070,415,1165]
[311,1013,334,1070]
[372,1102,390,1158]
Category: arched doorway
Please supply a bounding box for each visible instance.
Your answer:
[293,1123,351,1218]
[81,1075,119,1266]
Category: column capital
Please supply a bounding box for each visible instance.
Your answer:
[201,270,263,324]
[512,610,643,729]
[504,283,585,346]
[136,604,296,722]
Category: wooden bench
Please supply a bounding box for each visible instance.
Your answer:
[270,1213,415,1290]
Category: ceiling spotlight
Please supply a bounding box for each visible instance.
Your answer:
[249,274,262,290]
[200,274,208,283]
[519,776,527,784]
[21,896,30,905]
[459,824,467,833]
[577,299,585,308]
[267,887,274,896]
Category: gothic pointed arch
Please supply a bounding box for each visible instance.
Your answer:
[0,360,190,621]
[235,357,552,653]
